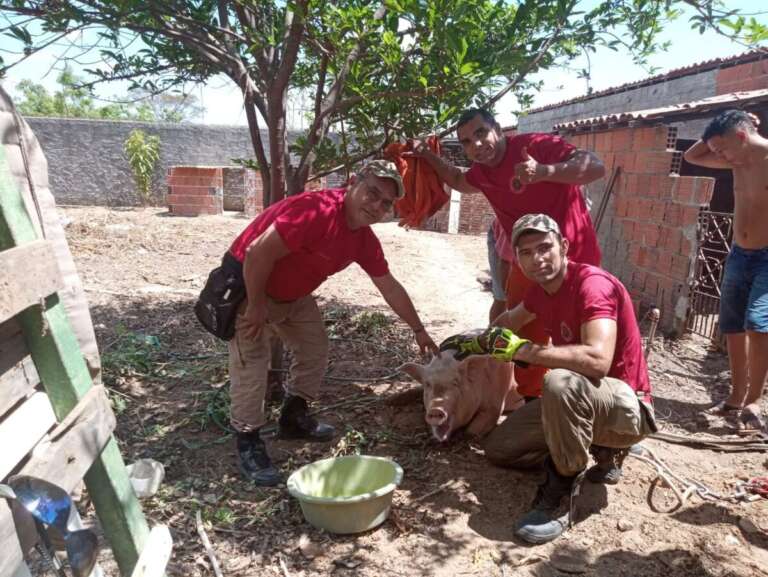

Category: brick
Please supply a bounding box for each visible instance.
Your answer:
[680,205,700,227]
[645,274,660,299]
[655,250,673,275]
[640,247,652,268]
[671,254,691,280]
[637,198,653,221]
[660,227,681,253]
[168,186,222,199]
[631,270,647,291]
[664,203,681,227]
[671,177,695,204]
[633,151,675,174]
[611,129,632,151]
[693,177,715,206]
[649,199,666,222]
[655,176,673,200]
[643,223,661,247]
[636,174,652,197]
[167,194,217,207]
[595,132,606,152]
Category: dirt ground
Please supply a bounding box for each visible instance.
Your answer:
[60,206,768,577]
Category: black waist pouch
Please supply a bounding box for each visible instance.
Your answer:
[194,252,246,341]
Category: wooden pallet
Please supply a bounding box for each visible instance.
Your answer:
[0,135,169,575]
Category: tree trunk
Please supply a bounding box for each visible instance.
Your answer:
[267,95,288,204]
[243,98,272,207]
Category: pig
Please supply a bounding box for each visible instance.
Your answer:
[400,352,523,442]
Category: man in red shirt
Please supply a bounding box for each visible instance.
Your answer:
[440,214,656,544]
[412,109,605,400]
[227,161,438,486]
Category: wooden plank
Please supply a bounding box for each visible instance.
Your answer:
[21,385,116,493]
[130,526,173,577]
[0,240,63,325]
[0,501,24,577]
[0,392,56,481]
[0,320,39,419]
[0,143,150,577]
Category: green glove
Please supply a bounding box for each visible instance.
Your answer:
[438,333,487,360]
[480,327,531,364]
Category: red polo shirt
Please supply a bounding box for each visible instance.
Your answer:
[465,134,601,266]
[229,189,389,301]
[523,261,651,401]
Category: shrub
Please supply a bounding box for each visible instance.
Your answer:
[124,129,160,204]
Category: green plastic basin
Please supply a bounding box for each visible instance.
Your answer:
[287,455,404,534]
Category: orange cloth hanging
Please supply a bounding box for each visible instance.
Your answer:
[384,136,448,228]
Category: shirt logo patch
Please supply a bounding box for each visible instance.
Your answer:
[560,321,574,342]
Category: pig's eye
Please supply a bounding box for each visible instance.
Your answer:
[424,382,433,390]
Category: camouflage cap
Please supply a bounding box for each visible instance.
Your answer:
[359,159,405,198]
[511,213,561,247]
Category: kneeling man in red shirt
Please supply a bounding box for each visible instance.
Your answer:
[441,213,656,544]
[226,161,438,486]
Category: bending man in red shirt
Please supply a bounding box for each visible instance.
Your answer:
[411,108,605,400]
[440,214,656,544]
[226,161,438,486]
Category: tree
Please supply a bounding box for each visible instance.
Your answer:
[127,88,205,123]
[124,129,161,204]
[16,65,129,118]
[1,1,765,206]
[15,64,205,122]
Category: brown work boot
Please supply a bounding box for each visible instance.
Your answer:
[278,395,335,441]
[586,445,631,485]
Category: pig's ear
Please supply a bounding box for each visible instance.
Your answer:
[399,362,425,382]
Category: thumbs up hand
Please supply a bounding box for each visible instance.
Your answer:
[512,146,549,188]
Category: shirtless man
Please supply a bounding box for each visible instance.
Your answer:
[684,109,768,431]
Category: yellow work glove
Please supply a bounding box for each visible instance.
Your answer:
[480,327,531,363]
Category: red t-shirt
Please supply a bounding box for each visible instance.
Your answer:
[465,134,601,266]
[523,262,651,401]
[229,189,389,301]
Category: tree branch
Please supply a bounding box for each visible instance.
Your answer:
[271,0,308,97]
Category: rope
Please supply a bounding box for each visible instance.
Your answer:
[627,443,757,513]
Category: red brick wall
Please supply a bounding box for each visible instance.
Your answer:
[425,141,495,235]
[422,194,451,232]
[458,192,495,235]
[166,166,223,216]
[716,59,768,94]
[566,125,714,334]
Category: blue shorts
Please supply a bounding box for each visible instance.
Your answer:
[719,245,768,334]
[486,225,506,301]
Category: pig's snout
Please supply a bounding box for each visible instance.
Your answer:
[426,407,448,426]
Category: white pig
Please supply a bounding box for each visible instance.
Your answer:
[400,352,523,442]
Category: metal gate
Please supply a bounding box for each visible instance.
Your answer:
[686,210,733,341]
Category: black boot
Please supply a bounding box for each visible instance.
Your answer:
[236,431,282,486]
[586,445,631,485]
[278,395,335,441]
[514,457,576,544]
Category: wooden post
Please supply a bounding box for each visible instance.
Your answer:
[0,144,150,575]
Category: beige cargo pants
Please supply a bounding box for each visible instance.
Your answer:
[228,295,328,432]
[483,368,656,476]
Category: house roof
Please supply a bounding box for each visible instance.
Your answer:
[553,88,768,132]
[525,49,768,115]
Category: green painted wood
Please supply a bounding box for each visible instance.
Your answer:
[0,143,150,576]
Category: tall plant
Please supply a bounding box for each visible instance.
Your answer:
[124,129,160,205]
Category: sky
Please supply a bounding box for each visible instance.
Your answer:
[0,1,764,129]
